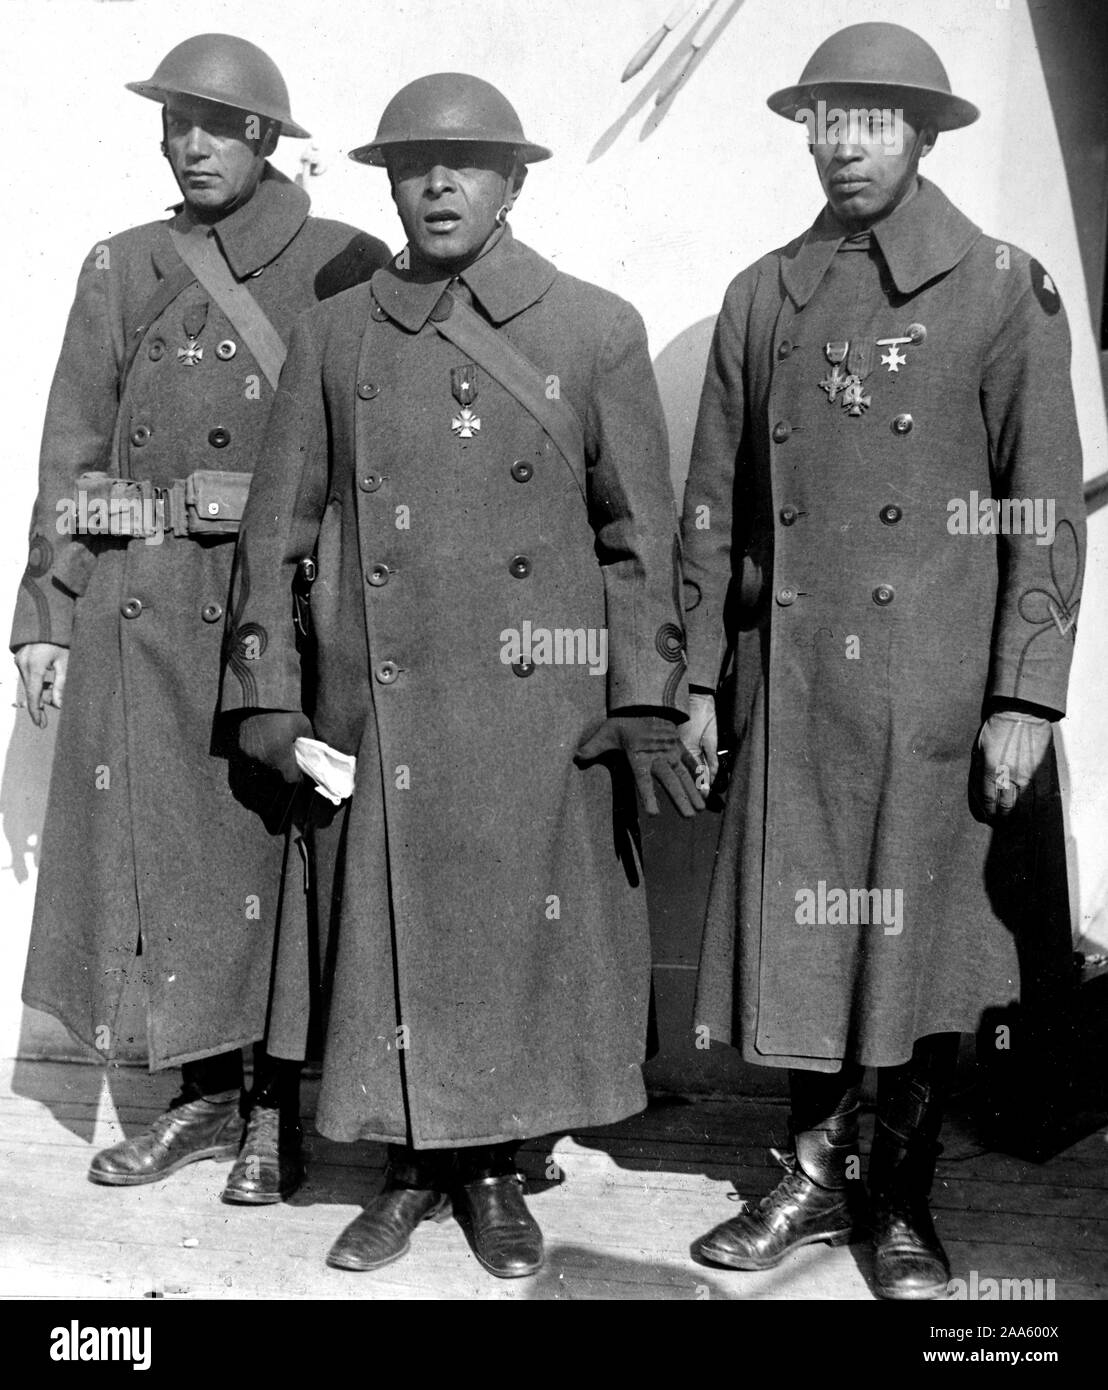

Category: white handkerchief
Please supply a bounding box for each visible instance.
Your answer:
[293,737,356,805]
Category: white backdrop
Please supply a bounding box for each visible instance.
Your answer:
[2,0,1105,1060]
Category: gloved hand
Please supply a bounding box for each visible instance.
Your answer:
[971,710,1053,825]
[237,711,314,786]
[576,715,705,819]
[680,693,719,793]
[14,642,69,728]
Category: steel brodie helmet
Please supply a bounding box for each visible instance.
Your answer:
[348,73,551,167]
[767,22,979,132]
[126,33,311,139]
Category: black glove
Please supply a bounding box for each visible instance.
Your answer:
[237,711,313,785]
[576,715,705,819]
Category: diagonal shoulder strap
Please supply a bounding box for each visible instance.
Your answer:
[166,226,288,390]
[123,262,197,379]
[430,292,588,500]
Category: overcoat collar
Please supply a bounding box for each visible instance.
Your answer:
[370,226,559,332]
[160,165,311,278]
[780,177,981,308]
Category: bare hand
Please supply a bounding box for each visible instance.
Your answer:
[680,692,719,792]
[14,643,69,729]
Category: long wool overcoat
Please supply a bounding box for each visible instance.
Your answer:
[681,178,1086,1072]
[15,167,389,1070]
[223,229,689,1147]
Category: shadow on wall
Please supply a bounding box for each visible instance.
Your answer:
[589,0,749,163]
[1,702,53,884]
[654,316,716,499]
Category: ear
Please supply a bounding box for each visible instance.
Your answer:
[919,127,937,160]
[504,159,527,209]
[261,122,280,158]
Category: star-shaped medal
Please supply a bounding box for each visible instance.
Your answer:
[451,407,481,439]
[881,344,907,372]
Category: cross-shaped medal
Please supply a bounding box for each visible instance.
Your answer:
[177,339,203,366]
[819,363,850,402]
[451,407,481,438]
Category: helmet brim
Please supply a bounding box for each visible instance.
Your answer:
[767,80,979,133]
[125,80,311,140]
[348,135,552,168]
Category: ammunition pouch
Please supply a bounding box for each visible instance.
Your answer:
[71,470,251,539]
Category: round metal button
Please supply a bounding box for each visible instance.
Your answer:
[776,587,797,606]
[208,427,231,449]
[375,661,399,685]
[777,339,793,360]
[511,660,536,678]
[358,473,384,492]
[120,598,143,619]
[906,323,927,345]
[215,339,237,360]
[130,425,151,447]
[779,506,798,526]
[510,460,534,483]
[509,555,532,579]
[872,584,895,606]
[366,563,390,587]
[201,602,223,623]
[880,504,903,525]
[771,421,792,444]
[371,301,389,322]
[357,382,379,400]
[147,340,165,362]
[891,414,913,435]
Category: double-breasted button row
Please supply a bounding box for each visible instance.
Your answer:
[509,555,532,579]
[120,597,143,619]
[359,473,385,492]
[772,421,792,444]
[512,660,536,678]
[776,587,797,606]
[779,505,799,526]
[357,381,379,400]
[208,427,231,449]
[872,584,895,606]
[366,563,390,587]
[510,460,534,483]
[130,425,152,447]
[879,504,903,525]
[891,413,913,435]
[201,603,223,623]
[375,661,399,684]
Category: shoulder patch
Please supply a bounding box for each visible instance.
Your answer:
[1029,259,1061,316]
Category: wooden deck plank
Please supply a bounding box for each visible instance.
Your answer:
[3,1059,1106,1300]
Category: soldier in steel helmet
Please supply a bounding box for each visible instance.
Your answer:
[223,71,703,1278]
[680,22,1085,1299]
[12,34,390,1204]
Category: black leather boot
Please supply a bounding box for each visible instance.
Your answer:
[695,1081,860,1270]
[89,1052,245,1186]
[326,1146,452,1272]
[869,1034,959,1301]
[222,1055,304,1205]
[455,1144,544,1278]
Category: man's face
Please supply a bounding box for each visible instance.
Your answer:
[387,143,522,273]
[164,96,272,216]
[808,93,934,229]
